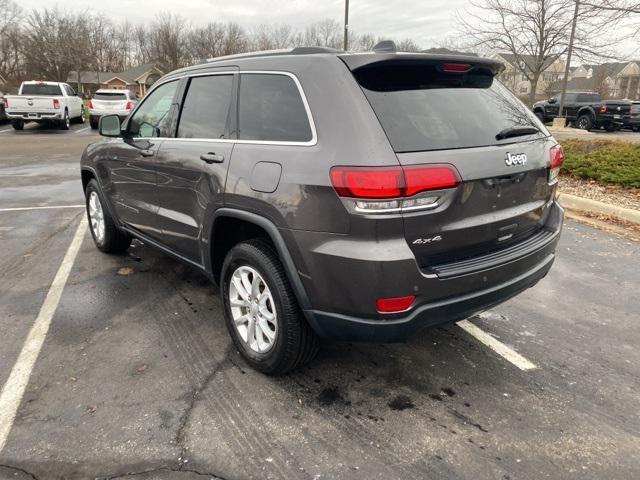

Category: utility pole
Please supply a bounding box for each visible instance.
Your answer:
[343,0,350,51]
[557,0,580,123]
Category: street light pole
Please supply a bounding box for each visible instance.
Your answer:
[557,0,580,123]
[343,0,350,51]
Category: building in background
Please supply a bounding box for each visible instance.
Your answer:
[66,64,164,97]
[494,53,565,100]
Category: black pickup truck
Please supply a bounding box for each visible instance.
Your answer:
[533,92,631,131]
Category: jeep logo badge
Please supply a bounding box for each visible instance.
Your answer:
[505,152,527,166]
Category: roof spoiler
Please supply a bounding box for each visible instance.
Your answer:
[339,53,505,76]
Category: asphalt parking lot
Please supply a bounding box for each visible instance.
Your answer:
[0,125,639,480]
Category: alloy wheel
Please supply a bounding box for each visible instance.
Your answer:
[88,191,105,244]
[229,265,278,353]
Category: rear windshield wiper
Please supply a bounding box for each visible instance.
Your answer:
[495,126,540,140]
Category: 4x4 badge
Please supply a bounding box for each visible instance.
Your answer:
[505,152,527,166]
[413,235,442,245]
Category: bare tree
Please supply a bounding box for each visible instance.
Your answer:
[457,0,636,105]
[0,0,24,81]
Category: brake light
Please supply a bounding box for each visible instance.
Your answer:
[376,295,416,313]
[125,101,133,110]
[549,144,564,169]
[53,98,60,109]
[2,98,7,108]
[443,63,471,72]
[330,164,460,199]
[599,104,607,113]
[548,144,564,184]
[88,100,94,109]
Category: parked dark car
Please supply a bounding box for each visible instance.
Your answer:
[80,44,564,374]
[533,92,630,131]
[622,101,640,132]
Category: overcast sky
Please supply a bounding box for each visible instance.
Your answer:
[17,0,470,48]
[17,0,640,57]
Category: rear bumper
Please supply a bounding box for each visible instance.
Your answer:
[308,252,554,342]
[298,201,563,342]
[6,112,63,121]
[89,111,129,120]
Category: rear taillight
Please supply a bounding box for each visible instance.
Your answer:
[53,98,60,109]
[330,164,460,213]
[88,100,94,109]
[548,144,564,184]
[125,101,133,110]
[376,295,415,313]
[599,104,607,113]
[2,98,7,108]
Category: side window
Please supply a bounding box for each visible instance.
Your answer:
[177,75,233,139]
[64,85,74,96]
[128,81,178,138]
[238,73,312,143]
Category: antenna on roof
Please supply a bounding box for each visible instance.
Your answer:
[372,40,397,53]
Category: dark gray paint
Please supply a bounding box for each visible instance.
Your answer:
[80,50,564,341]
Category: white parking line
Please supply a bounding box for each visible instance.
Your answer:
[0,217,87,452]
[457,319,537,371]
[0,205,84,212]
[0,128,11,134]
[75,126,90,134]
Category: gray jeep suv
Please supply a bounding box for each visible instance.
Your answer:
[80,44,564,374]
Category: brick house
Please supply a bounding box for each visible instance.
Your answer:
[66,64,164,97]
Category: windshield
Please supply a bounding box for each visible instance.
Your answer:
[21,84,63,96]
[354,64,547,152]
[94,92,127,101]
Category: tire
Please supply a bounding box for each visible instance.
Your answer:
[575,114,593,131]
[534,111,545,123]
[85,179,132,253]
[76,108,86,124]
[221,239,319,375]
[60,110,70,130]
[11,119,24,130]
[90,119,98,129]
[604,123,616,132]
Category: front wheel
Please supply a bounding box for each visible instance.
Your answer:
[221,239,319,375]
[575,114,593,131]
[85,179,132,253]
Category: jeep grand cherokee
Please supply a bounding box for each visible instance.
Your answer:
[80,43,564,374]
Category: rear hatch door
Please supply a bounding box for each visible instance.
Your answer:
[91,92,130,113]
[346,56,556,269]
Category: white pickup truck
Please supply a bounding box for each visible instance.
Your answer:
[3,81,85,130]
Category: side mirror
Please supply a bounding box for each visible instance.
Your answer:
[548,97,557,104]
[99,115,122,137]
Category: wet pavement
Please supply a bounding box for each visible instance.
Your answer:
[0,128,639,480]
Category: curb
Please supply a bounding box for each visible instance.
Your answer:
[557,193,640,225]
[548,127,594,136]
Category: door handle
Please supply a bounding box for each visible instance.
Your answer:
[139,149,155,158]
[200,152,225,164]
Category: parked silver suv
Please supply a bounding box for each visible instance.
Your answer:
[80,44,564,374]
[89,89,137,129]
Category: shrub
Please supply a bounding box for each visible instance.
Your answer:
[560,139,640,188]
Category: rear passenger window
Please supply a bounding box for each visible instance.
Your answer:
[238,74,312,143]
[178,75,234,139]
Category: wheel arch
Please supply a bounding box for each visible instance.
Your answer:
[208,209,313,314]
[577,106,596,118]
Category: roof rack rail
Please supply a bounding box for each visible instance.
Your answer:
[290,46,344,54]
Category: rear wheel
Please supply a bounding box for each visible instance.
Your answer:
[11,119,24,130]
[221,239,319,375]
[60,110,70,130]
[85,179,131,253]
[575,114,593,131]
[90,119,98,129]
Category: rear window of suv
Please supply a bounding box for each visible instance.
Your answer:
[21,84,63,96]
[94,92,127,100]
[353,64,545,152]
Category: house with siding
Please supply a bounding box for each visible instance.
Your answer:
[548,61,640,99]
[494,53,565,99]
[66,64,164,97]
